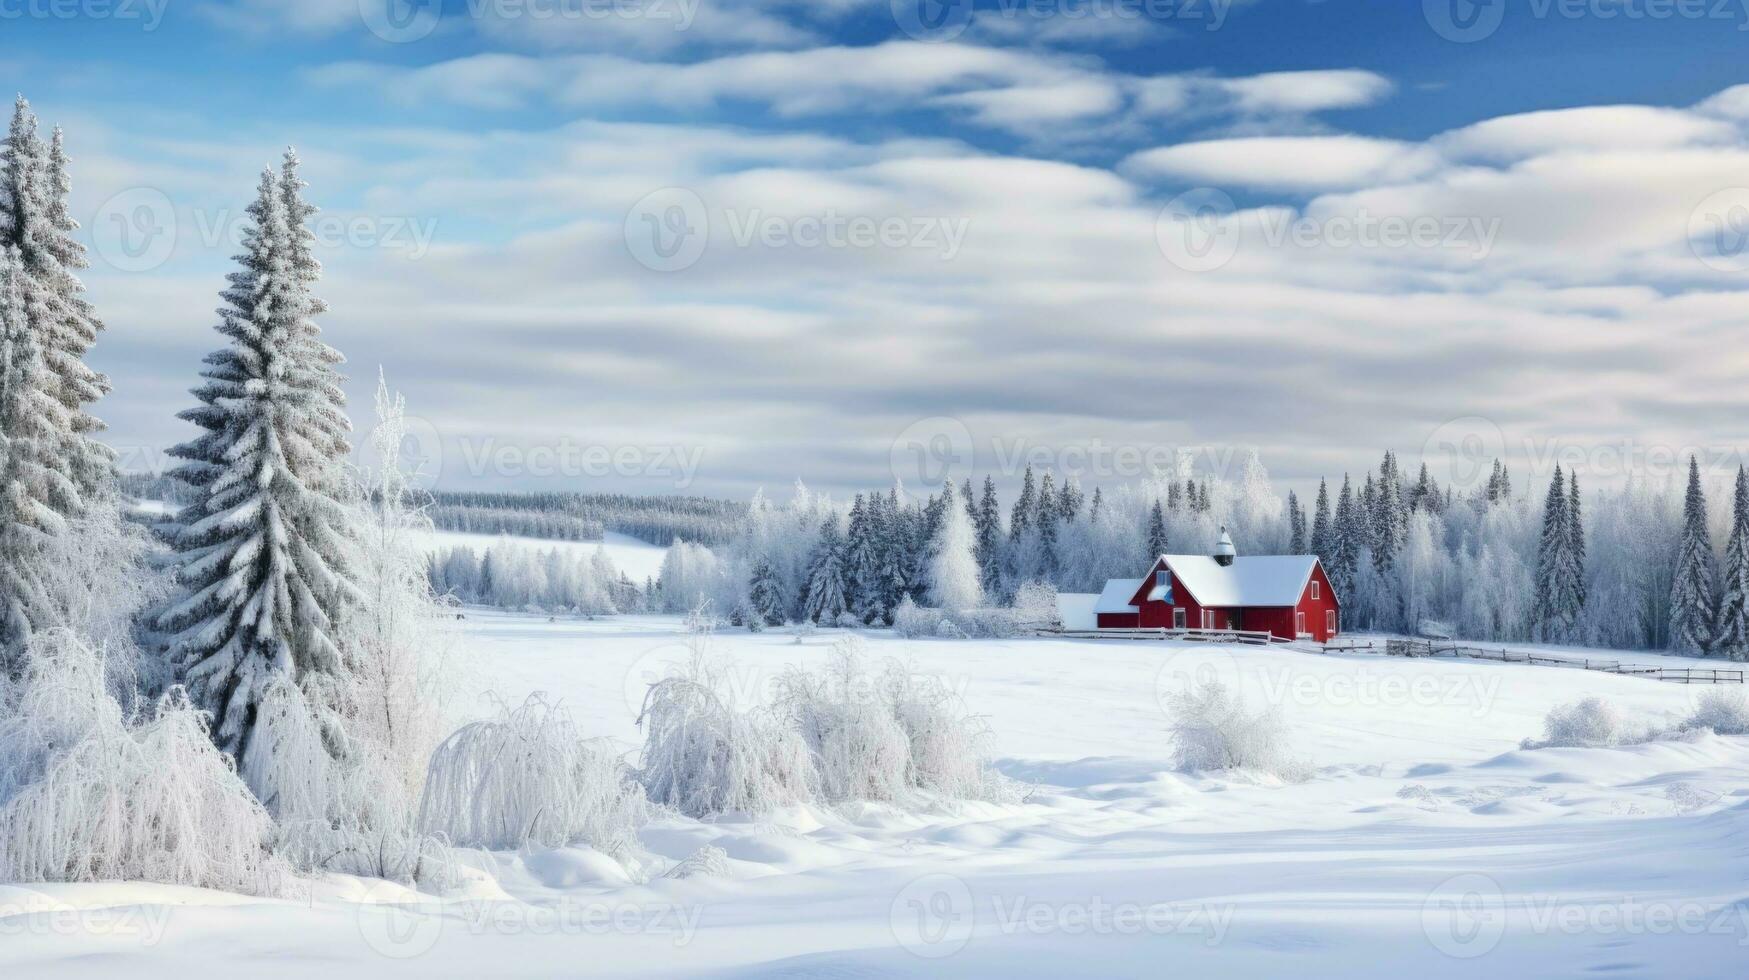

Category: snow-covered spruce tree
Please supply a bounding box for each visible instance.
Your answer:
[0,245,62,669]
[1566,470,1587,623]
[1287,491,1305,554]
[926,480,982,612]
[0,100,113,667]
[803,514,849,624]
[1714,467,1749,660]
[1145,499,1168,559]
[975,476,1002,594]
[747,555,785,627]
[1328,474,1359,597]
[155,165,361,782]
[1009,465,1037,545]
[1533,466,1581,642]
[1669,456,1718,655]
[0,99,109,499]
[1309,478,1331,562]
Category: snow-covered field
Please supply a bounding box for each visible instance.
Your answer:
[4,612,1747,978]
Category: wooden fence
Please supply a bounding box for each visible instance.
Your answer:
[1381,638,1745,684]
[1040,627,1292,647]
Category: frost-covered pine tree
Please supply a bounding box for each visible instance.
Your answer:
[1009,465,1036,542]
[1287,491,1305,554]
[1533,466,1580,642]
[1309,478,1331,562]
[926,481,982,611]
[155,165,361,770]
[1034,474,1059,580]
[975,476,1001,594]
[1145,499,1168,559]
[803,515,848,623]
[747,554,785,627]
[0,98,110,500]
[1669,456,1717,655]
[0,100,113,665]
[1713,467,1749,661]
[0,244,64,666]
[1329,474,1359,596]
[1566,470,1587,619]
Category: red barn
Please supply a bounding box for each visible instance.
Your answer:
[1093,529,1341,642]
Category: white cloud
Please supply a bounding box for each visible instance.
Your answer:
[1124,136,1437,191]
[72,61,1749,497]
[1438,105,1738,161]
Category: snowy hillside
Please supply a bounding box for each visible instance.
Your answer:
[5,613,1744,978]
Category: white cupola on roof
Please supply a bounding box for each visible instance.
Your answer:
[1213,526,1236,566]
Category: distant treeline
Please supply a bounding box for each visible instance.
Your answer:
[426,491,746,547]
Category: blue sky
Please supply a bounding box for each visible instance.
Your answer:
[8,0,1749,501]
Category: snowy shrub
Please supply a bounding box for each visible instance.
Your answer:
[1683,688,1749,736]
[1164,680,1305,780]
[773,647,913,804]
[1523,697,1633,749]
[774,639,1015,805]
[0,630,284,892]
[881,662,1015,804]
[1010,580,1059,628]
[418,694,648,868]
[636,654,814,818]
[835,612,862,630]
[244,675,451,886]
[891,596,945,639]
[934,618,968,640]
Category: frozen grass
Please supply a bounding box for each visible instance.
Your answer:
[0,630,284,892]
[638,636,1014,816]
[1164,680,1307,780]
[775,647,914,804]
[418,694,649,868]
[1683,688,1749,736]
[636,655,815,819]
[1523,697,1631,748]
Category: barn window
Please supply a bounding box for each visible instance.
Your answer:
[1173,608,1186,629]
[1296,612,1307,635]
[1155,570,1173,604]
[1311,580,1320,600]
[1327,610,1337,635]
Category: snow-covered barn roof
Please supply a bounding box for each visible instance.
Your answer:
[1094,577,1144,614]
[1158,555,1323,608]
